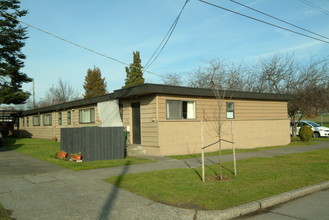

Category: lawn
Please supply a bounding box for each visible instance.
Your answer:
[3,138,154,171]
[168,139,317,160]
[105,149,329,210]
[0,203,13,220]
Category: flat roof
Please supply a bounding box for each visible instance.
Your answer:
[21,83,293,116]
[114,83,294,101]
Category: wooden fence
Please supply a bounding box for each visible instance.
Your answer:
[60,127,125,161]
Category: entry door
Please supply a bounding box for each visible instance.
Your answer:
[132,102,141,144]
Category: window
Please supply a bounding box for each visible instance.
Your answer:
[33,116,40,126]
[26,117,29,127]
[22,117,25,127]
[43,114,52,126]
[226,102,235,119]
[67,111,71,125]
[166,100,196,119]
[58,112,62,125]
[79,108,95,124]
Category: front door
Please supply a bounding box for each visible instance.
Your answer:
[131,102,141,144]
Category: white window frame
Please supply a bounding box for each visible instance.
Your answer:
[79,108,95,124]
[33,115,40,126]
[166,100,196,120]
[58,112,62,125]
[226,102,235,119]
[67,111,71,125]
[43,114,52,126]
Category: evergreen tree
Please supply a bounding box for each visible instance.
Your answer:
[83,66,107,98]
[123,51,144,88]
[0,0,32,104]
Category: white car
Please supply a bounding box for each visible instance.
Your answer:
[292,120,329,138]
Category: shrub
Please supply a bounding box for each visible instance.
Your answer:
[299,125,313,142]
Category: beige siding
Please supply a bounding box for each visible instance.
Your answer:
[120,95,159,149]
[155,94,290,156]
[157,95,288,121]
[19,105,100,140]
[18,92,290,156]
[158,119,290,156]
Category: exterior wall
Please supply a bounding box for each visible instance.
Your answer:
[158,119,290,155]
[156,95,290,156]
[19,105,100,140]
[120,95,160,154]
[17,92,291,156]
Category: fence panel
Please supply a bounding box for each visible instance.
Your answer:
[60,127,124,161]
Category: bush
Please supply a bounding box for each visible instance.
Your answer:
[299,125,313,142]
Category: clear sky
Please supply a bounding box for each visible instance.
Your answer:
[18,0,329,101]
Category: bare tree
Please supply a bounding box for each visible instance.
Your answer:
[162,73,184,86]
[184,54,329,137]
[258,53,296,94]
[187,59,227,89]
[258,54,329,136]
[225,63,248,91]
[37,78,80,107]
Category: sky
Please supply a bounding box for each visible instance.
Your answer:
[16,0,329,102]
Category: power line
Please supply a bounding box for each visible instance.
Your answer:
[298,0,329,16]
[0,12,170,80]
[197,0,329,44]
[228,0,329,41]
[144,0,190,72]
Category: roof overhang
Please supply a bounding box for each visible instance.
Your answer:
[20,83,293,116]
[114,83,294,101]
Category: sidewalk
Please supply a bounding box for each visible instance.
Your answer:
[78,141,329,179]
[0,142,329,220]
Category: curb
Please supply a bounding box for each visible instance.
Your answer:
[197,180,329,220]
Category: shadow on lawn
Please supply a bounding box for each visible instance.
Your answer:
[98,161,132,219]
[183,161,202,181]
[0,138,22,151]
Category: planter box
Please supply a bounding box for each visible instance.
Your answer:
[70,154,82,161]
[57,151,67,159]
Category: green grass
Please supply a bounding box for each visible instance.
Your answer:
[105,149,329,210]
[168,140,317,160]
[3,138,154,171]
[0,203,13,220]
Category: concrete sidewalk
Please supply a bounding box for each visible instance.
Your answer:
[0,142,329,220]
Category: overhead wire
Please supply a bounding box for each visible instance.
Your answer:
[227,0,329,41]
[0,12,171,80]
[197,0,329,44]
[143,0,190,72]
[298,0,329,16]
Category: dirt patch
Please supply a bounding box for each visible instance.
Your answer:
[207,175,231,181]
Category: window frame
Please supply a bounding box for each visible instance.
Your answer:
[79,108,95,124]
[67,111,71,125]
[58,112,62,125]
[33,115,40,126]
[43,114,52,126]
[226,102,235,119]
[166,100,196,120]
